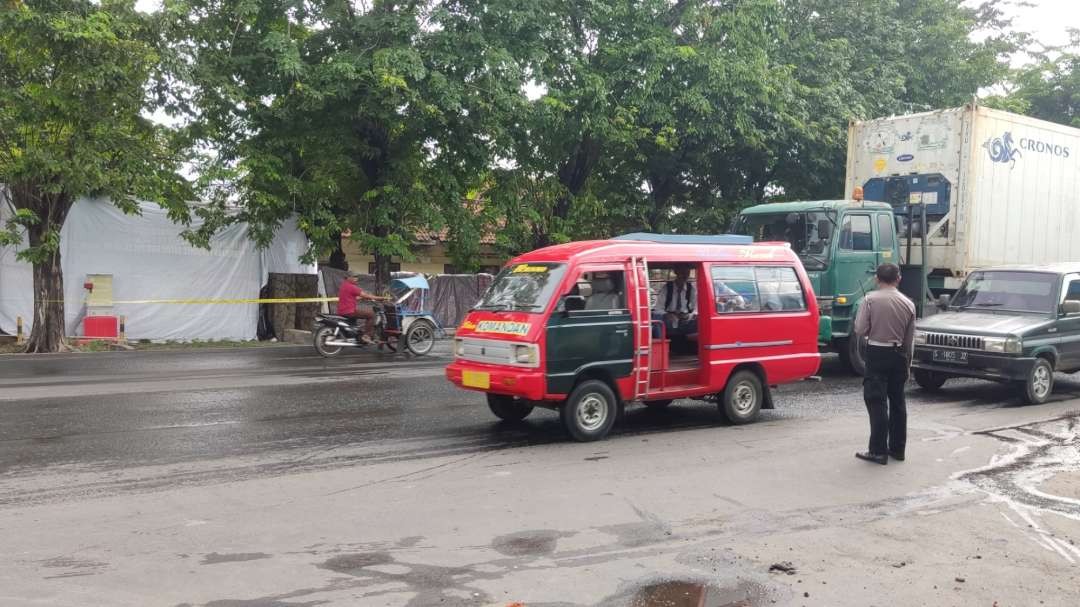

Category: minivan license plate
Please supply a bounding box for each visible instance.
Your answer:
[462,370,490,389]
[932,350,968,364]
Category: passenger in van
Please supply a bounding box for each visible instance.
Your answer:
[585,273,623,310]
[655,266,697,339]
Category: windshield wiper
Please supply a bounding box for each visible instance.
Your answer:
[971,302,1004,307]
[473,303,509,311]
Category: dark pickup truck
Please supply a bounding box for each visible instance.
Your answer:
[911,265,1080,404]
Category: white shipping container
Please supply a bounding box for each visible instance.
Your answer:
[845,103,1080,290]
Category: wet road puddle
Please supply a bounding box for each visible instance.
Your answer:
[627,580,767,607]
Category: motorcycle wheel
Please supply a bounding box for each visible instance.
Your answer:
[313,326,343,358]
[405,319,436,356]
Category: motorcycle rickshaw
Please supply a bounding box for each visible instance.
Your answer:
[314,274,443,357]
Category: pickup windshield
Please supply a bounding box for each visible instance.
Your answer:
[951,271,1058,314]
[474,263,567,313]
[733,211,834,270]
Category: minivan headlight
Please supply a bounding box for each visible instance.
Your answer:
[513,344,538,366]
[914,330,927,345]
[454,339,465,357]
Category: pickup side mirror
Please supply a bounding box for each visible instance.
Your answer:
[937,293,951,310]
[1061,300,1080,316]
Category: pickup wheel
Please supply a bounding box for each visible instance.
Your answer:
[913,369,948,391]
[719,370,763,425]
[561,380,618,442]
[487,394,533,422]
[838,337,866,376]
[1021,358,1054,405]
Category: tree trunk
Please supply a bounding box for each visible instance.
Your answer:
[11,186,75,353]
[373,253,392,294]
[327,234,349,271]
[25,220,67,353]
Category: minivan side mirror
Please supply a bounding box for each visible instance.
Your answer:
[564,295,587,313]
[937,293,951,311]
[1061,300,1080,316]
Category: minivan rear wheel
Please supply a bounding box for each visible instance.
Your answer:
[720,370,763,424]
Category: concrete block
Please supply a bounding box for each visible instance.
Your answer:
[285,329,312,345]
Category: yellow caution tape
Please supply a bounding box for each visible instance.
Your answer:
[26,297,342,305]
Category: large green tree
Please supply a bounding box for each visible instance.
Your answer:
[0,0,188,352]
[165,0,534,286]
[986,29,1079,127]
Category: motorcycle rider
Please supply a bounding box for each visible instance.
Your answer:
[337,271,390,344]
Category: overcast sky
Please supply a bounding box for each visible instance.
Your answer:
[987,0,1079,61]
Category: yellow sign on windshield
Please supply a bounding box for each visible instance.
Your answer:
[512,264,549,274]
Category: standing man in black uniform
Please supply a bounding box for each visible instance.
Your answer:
[853,263,916,465]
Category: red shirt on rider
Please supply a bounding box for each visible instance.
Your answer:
[337,279,366,316]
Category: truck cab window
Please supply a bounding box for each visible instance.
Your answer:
[877,214,895,250]
[839,215,873,251]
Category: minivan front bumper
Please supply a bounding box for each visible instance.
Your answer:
[446,361,548,401]
[912,347,1036,381]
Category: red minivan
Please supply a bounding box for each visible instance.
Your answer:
[446,234,821,441]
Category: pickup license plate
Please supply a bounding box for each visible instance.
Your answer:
[462,370,490,389]
[932,350,968,364]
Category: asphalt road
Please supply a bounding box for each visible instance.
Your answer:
[4,342,1080,506]
[3,343,1080,606]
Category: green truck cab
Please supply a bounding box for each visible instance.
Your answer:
[733,199,902,374]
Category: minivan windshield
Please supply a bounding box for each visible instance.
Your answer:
[951,271,1058,314]
[733,211,835,270]
[474,263,567,313]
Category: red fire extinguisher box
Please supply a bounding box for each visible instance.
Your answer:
[84,316,119,340]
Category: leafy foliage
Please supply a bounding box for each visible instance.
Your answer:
[0,0,188,351]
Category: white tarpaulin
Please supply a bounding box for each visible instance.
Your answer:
[0,198,314,340]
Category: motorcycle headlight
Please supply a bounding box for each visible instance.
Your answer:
[914,330,927,345]
[514,344,538,366]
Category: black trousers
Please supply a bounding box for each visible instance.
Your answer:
[863,345,908,456]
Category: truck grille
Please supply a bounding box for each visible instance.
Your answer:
[925,332,985,351]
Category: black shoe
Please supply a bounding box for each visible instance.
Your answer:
[889,452,905,461]
[856,452,888,465]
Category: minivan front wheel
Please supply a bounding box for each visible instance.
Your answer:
[1021,358,1054,405]
[838,337,866,376]
[561,380,618,442]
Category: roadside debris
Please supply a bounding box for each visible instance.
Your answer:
[769,562,797,575]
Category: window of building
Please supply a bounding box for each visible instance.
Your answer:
[368,262,401,274]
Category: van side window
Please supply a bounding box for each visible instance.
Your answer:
[755,267,807,311]
[711,266,759,313]
[877,214,895,250]
[839,215,873,251]
[583,271,626,311]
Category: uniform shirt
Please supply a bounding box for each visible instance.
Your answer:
[655,281,694,314]
[854,286,917,358]
[337,280,365,316]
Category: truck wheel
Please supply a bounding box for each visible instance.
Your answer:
[838,337,866,376]
[644,399,673,409]
[913,369,948,391]
[719,370,763,424]
[1021,358,1054,405]
[487,394,533,422]
[561,380,618,442]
